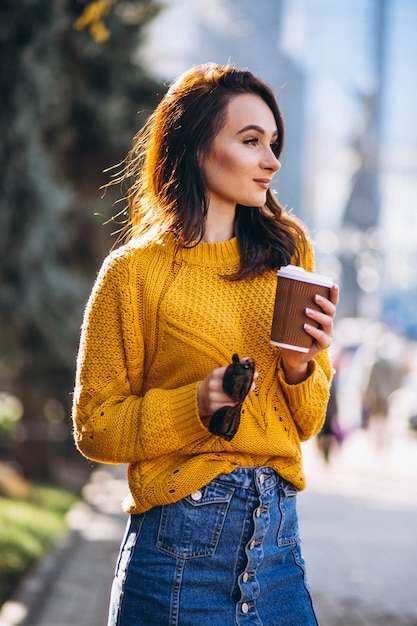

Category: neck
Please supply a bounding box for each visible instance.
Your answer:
[202,208,235,243]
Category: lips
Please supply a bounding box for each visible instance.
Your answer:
[253,179,271,189]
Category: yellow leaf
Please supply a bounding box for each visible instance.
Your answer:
[90,20,111,43]
[74,0,112,32]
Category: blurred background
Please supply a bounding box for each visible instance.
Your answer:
[1,0,417,521]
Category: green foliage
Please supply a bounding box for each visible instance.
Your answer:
[0,485,78,606]
[0,0,164,369]
[0,0,164,478]
[0,393,23,439]
[74,0,162,43]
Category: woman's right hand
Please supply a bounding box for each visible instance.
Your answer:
[198,366,237,419]
[198,362,258,420]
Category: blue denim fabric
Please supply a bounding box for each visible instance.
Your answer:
[108,467,318,626]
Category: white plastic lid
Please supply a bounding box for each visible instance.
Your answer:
[277,264,333,287]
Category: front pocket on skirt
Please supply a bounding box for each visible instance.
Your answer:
[277,480,299,546]
[156,481,235,558]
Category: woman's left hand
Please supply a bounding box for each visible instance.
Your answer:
[280,283,339,384]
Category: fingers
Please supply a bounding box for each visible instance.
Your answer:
[198,366,236,417]
[198,363,259,418]
[314,289,338,319]
[304,284,339,353]
[304,321,332,351]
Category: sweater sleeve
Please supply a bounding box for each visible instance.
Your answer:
[276,349,333,441]
[275,232,333,440]
[72,249,207,465]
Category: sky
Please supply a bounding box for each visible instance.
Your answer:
[143,0,417,325]
[300,0,417,145]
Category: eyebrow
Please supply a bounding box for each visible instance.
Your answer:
[236,124,278,138]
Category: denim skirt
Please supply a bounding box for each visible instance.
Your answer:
[107,467,318,626]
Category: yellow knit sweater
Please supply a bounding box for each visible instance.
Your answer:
[72,234,332,513]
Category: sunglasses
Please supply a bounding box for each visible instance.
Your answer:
[208,353,255,441]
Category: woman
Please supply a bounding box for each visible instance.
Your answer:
[72,63,338,625]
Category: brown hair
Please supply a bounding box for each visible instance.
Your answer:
[109,63,308,279]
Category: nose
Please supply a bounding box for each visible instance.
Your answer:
[272,158,281,173]
[262,150,281,173]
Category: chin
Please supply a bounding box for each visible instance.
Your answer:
[248,195,267,207]
[239,194,267,207]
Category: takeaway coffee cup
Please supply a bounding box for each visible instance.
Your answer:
[271,265,333,353]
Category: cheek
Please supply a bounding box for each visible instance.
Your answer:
[210,153,245,178]
[208,150,234,175]
[205,143,247,176]
[202,156,228,191]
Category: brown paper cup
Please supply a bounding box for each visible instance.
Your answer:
[271,265,333,352]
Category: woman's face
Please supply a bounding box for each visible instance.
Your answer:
[201,93,281,215]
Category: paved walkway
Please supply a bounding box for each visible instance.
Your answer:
[1,422,417,626]
[300,425,417,626]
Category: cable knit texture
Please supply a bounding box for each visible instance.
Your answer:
[72,234,332,513]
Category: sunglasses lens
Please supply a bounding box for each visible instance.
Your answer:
[208,354,255,441]
[223,358,255,401]
[208,405,241,441]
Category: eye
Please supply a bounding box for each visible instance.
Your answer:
[270,141,280,157]
[243,137,259,146]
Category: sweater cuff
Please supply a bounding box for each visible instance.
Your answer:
[277,358,318,406]
[169,381,207,445]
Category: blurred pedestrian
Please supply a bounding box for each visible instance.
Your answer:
[316,349,347,463]
[317,376,340,463]
[362,334,403,448]
[72,63,338,625]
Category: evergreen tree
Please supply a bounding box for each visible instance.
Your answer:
[0,0,164,480]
